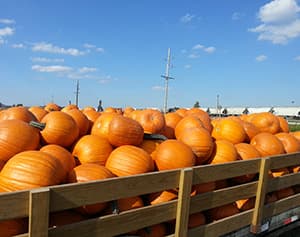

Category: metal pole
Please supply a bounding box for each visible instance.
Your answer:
[75,80,79,107]
[163,48,171,113]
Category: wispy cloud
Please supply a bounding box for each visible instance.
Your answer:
[0,18,15,24]
[180,13,196,23]
[11,43,25,48]
[152,86,165,91]
[232,12,245,20]
[192,44,204,50]
[249,0,300,44]
[83,43,104,53]
[188,53,200,59]
[32,65,72,73]
[31,57,64,63]
[188,43,216,58]
[0,27,14,37]
[256,54,268,62]
[78,67,97,73]
[204,46,216,53]
[184,64,192,69]
[295,56,300,60]
[32,42,85,56]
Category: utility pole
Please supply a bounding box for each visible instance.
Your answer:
[161,48,174,113]
[216,94,220,117]
[75,80,79,107]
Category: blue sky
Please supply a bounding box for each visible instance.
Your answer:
[0,0,300,109]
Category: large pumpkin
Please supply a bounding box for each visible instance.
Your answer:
[275,132,300,154]
[148,189,178,205]
[108,115,144,147]
[0,119,40,162]
[154,139,195,171]
[135,109,166,134]
[63,109,90,137]
[0,150,64,191]
[28,106,48,122]
[212,118,246,144]
[161,112,182,139]
[209,140,238,164]
[241,121,260,143]
[35,111,79,148]
[105,145,154,176]
[278,116,289,133]
[44,103,61,112]
[91,112,117,139]
[0,106,37,122]
[185,108,213,133]
[250,112,280,134]
[250,132,285,157]
[72,135,113,165]
[67,164,114,215]
[139,139,164,160]
[178,127,214,165]
[175,115,203,139]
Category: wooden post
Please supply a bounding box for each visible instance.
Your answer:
[251,158,271,233]
[175,168,193,237]
[29,188,50,237]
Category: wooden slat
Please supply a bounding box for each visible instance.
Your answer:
[190,182,257,213]
[175,168,193,237]
[48,201,177,237]
[193,159,261,184]
[29,188,50,237]
[251,158,271,233]
[267,172,300,192]
[263,193,300,219]
[188,210,253,237]
[0,190,29,220]
[50,169,180,212]
[269,152,300,170]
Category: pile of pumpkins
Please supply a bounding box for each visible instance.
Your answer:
[0,103,299,236]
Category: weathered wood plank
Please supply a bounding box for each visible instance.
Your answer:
[29,188,50,237]
[175,168,193,237]
[50,169,180,212]
[251,158,271,233]
[190,182,257,213]
[268,172,300,192]
[193,159,261,184]
[48,201,177,237]
[0,190,29,220]
[269,152,300,170]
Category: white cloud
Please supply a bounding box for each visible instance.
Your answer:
[11,43,25,48]
[96,47,104,53]
[192,44,204,50]
[83,43,104,53]
[31,57,64,63]
[180,14,195,23]
[83,43,96,48]
[32,65,72,73]
[184,64,192,69]
[0,27,14,37]
[32,42,85,56]
[0,19,15,24]
[152,86,165,91]
[78,67,97,73]
[295,55,300,60]
[188,53,200,59]
[249,0,300,44]
[256,54,268,61]
[204,46,216,53]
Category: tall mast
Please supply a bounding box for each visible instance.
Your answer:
[161,48,174,113]
[75,80,79,106]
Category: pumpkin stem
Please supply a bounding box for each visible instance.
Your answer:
[111,200,119,214]
[29,121,46,130]
[143,133,167,141]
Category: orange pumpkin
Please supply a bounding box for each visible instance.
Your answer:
[212,118,246,144]
[37,111,79,148]
[210,140,238,164]
[63,109,90,137]
[236,198,255,211]
[0,106,37,122]
[161,112,182,139]
[241,121,260,142]
[175,115,203,139]
[175,108,188,117]
[207,203,240,221]
[250,112,280,134]
[276,187,295,200]
[108,115,144,147]
[154,139,195,170]
[0,119,40,162]
[292,131,300,142]
[72,135,113,165]
[185,108,213,133]
[193,181,216,194]
[0,150,64,191]
[278,116,289,133]
[148,189,178,205]
[250,132,285,157]
[44,102,61,112]
[275,132,300,154]
[61,104,79,112]
[139,139,164,160]
[91,112,117,139]
[82,109,100,129]
[135,109,166,134]
[67,164,114,215]
[188,212,206,228]
[105,145,154,176]
[178,127,214,165]
[28,106,48,122]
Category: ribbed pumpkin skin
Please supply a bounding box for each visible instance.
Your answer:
[28,106,48,122]
[40,144,76,182]
[185,108,213,133]
[105,145,154,176]
[212,119,246,144]
[0,218,28,237]
[148,190,178,205]
[278,116,289,133]
[0,151,63,191]
[175,115,203,139]
[241,121,260,142]
[161,112,182,139]
[91,112,117,139]
[275,132,300,154]
[210,140,238,164]
[61,104,78,112]
[108,115,144,147]
[72,135,113,165]
[235,143,261,160]
[154,140,195,171]
[67,164,114,215]
[44,103,61,112]
[0,119,40,162]
[139,139,164,160]
[82,109,100,128]
[250,112,280,134]
[292,131,300,142]
[40,111,79,148]
[250,132,285,157]
[0,106,37,123]
[63,109,90,137]
[117,196,144,212]
[178,127,214,165]
[135,109,166,134]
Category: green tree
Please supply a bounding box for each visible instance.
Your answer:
[193,101,200,108]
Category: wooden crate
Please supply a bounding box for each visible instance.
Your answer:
[1,152,300,237]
